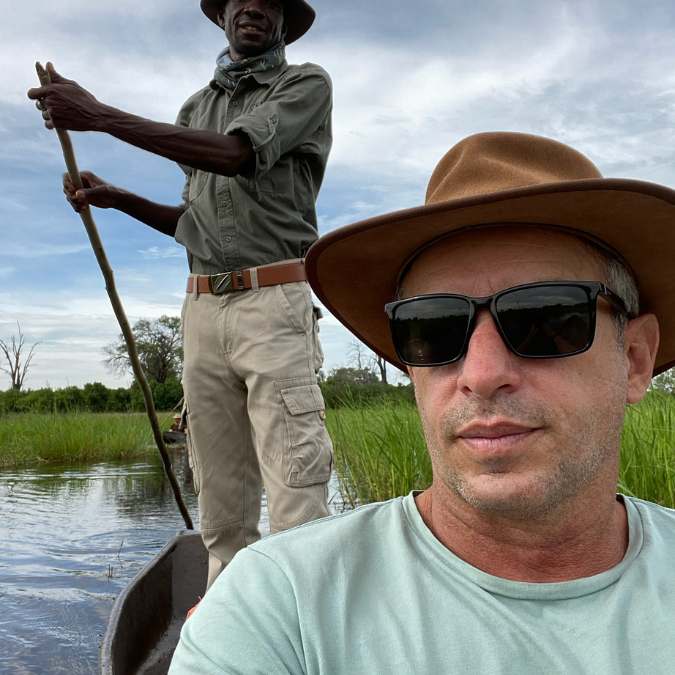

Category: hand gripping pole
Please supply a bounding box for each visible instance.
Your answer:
[34,62,194,530]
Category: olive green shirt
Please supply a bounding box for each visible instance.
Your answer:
[175,61,333,274]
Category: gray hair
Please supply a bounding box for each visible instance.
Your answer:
[581,239,640,333]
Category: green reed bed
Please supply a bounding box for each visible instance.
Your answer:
[326,402,431,508]
[328,392,675,509]
[619,391,675,507]
[0,412,170,466]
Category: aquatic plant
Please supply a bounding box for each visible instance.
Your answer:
[0,412,170,466]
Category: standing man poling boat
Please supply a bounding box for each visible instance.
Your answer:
[28,0,334,590]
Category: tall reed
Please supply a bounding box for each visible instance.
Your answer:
[326,402,430,508]
[0,412,168,466]
[619,391,675,507]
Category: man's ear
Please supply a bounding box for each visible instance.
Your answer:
[217,7,227,29]
[624,313,660,404]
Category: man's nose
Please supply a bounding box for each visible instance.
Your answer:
[242,0,266,14]
[454,311,523,399]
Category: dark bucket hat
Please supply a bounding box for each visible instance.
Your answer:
[201,0,315,44]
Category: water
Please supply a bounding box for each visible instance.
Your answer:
[0,449,343,674]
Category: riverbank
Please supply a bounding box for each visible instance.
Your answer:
[0,412,168,466]
[2,393,674,506]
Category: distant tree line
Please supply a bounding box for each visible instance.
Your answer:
[0,370,413,415]
[3,309,671,414]
[0,316,417,414]
[319,367,413,408]
[0,378,183,415]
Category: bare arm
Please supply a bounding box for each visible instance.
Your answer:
[28,63,254,177]
[97,106,254,177]
[64,171,184,237]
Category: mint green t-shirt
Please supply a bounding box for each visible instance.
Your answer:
[170,494,675,674]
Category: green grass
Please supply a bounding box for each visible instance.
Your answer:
[326,403,431,508]
[328,393,675,509]
[619,391,675,507]
[4,395,675,509]
[0,412,173,466]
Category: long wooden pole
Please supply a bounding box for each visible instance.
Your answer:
[35,62,194,530]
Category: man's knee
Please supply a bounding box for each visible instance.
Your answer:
[268,481,330,533]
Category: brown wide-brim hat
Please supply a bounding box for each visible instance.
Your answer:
[306,131,675,376]
[201,0,315,45]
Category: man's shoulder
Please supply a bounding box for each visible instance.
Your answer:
[176,85,212,122]
[281,61,332,89]
[624,495,675,558]
[625,495,675,526]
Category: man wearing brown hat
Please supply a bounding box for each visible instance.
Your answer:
[170,131,675,673]
[28,0,333,590]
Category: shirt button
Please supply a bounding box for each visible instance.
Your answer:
[225,235,233,243]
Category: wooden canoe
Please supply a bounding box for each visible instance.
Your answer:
[100,531,207,674]
[162,430,187,445]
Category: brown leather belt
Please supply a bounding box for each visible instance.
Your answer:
[186,259,306,295]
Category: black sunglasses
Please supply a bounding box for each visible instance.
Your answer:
[385,281,630,367]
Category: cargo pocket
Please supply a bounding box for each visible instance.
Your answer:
[280,383,332,487]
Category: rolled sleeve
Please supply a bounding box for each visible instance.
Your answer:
[225,67,332,180]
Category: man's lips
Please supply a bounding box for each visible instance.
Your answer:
[238,22,266,34]
[455,421,540,454]
[457,422,537,439]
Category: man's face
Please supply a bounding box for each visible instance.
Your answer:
[404,227,650,520]
[218,0,285,60]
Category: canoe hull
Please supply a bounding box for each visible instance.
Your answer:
[100,531,207,674]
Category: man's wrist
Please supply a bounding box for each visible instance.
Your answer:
[91,102,122,133]
[112,187,134,209]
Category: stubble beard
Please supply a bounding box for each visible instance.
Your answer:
[421,395,626,521]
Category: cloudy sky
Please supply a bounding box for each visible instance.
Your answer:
[2,0,675,389]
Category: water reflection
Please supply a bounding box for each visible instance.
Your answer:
[0,449,343,674]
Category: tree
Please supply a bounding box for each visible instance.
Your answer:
[0,322,39,391]
[651,368,675,394]
[373,354,389,385]
[348,340,369,371]
[349,338,388,384]
[104,315,183,384]
[83,382,110,412]
[326,367,379,386]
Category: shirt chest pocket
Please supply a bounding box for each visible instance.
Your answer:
[242,156,294,197]
[186,103,221,203]
[188,169,208,203]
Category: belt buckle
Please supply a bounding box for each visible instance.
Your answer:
[209,272,233,294]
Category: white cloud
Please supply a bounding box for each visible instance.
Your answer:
[3,0,675,387]
[138,246,185,260]
[0,286,184,389]
[0,242,90,258]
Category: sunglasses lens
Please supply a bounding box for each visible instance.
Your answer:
[495,285,593,357]
[391,296,471,365]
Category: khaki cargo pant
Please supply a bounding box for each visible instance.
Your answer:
[181,280,333,589]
